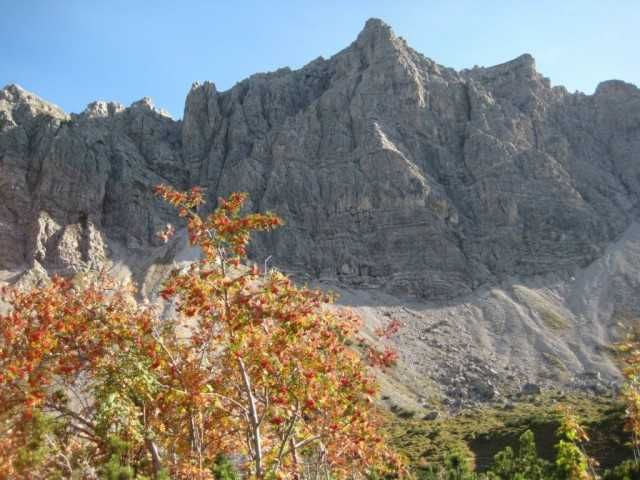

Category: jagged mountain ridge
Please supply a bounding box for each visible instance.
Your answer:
[2,18,640,406]
[2,19,639,298]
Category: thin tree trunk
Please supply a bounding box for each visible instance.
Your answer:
[145,438,163,479]
[238,357,263,478]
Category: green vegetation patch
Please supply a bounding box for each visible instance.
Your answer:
[386,392,628,474]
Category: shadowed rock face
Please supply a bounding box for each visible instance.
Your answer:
[1,18,640,300]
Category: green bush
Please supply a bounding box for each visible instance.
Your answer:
[485,430,551,480]
[211,454,240,480]
[602,460,640,480]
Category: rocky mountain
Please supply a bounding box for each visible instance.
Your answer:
[2,18,640,408]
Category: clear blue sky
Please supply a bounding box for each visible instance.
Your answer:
[1,0,638,118]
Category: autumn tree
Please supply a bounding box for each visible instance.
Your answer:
[554,408,598,480]
[617,326,640,465]
[0,186,403,479]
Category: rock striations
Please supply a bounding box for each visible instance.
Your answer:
[2,19,640,405]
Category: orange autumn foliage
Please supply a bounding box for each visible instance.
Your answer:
[0,186,405,479]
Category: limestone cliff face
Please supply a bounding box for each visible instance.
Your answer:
[0,85,187,275]
[1,18,640,300]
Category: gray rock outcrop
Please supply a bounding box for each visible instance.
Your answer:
[0,84,187,275]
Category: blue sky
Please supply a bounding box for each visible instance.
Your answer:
[1,1,638,118]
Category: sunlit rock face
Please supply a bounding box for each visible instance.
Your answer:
[1,18,639,300]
